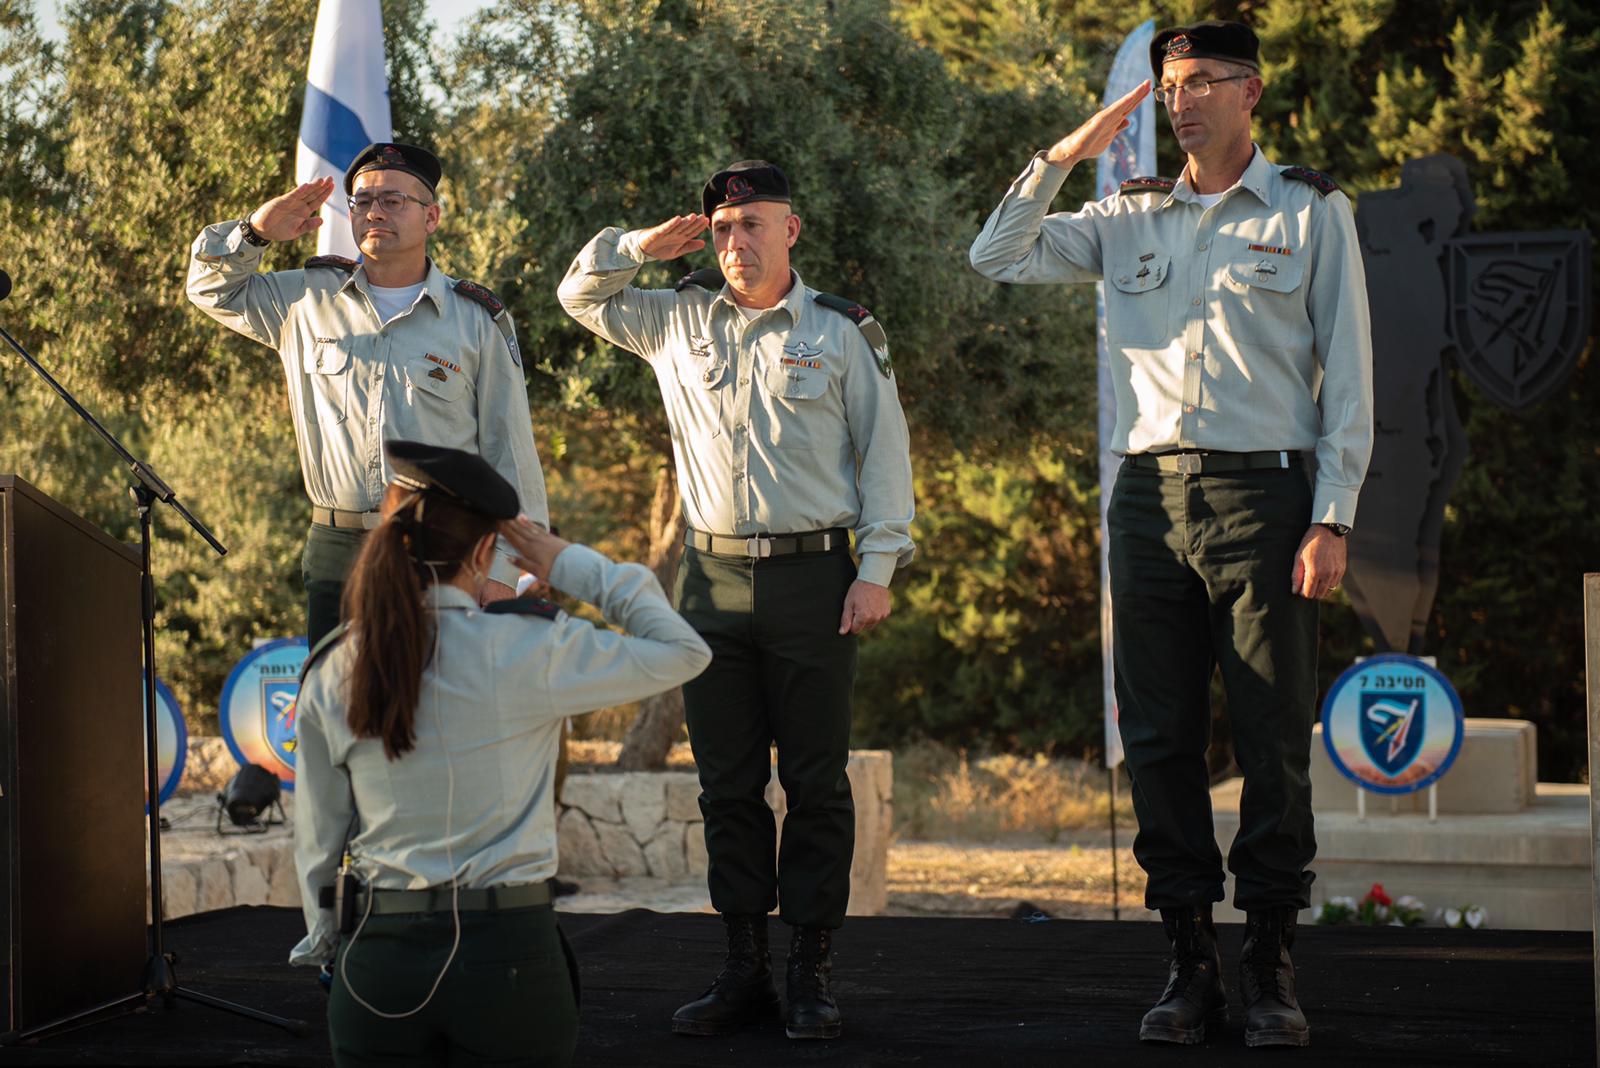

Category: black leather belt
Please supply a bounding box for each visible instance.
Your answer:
[358,881,552,915]
[685,528,850,558]
[1124,450,1302,475]
[311,506,383,530]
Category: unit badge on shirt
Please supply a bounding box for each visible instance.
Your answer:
[688,334,714,359]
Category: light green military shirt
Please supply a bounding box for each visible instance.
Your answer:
[969,147,1374,527]
[291,543,711,965]
[558,228,915,587]
[186,220,549,585]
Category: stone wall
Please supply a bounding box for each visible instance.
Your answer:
[557,750,894,914]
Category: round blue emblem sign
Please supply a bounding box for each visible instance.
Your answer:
[1321,653,1465,794]
[144,676,187,812]
[218,637,308,791]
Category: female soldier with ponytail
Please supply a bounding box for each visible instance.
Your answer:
[291,440,711,1067]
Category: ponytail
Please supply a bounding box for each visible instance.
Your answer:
[341,492,496,759]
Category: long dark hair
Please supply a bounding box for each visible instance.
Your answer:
[340,491,496,759]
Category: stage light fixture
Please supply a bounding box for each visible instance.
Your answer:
[216,764,285,834]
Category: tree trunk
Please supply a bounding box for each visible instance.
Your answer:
[616,462,686,770]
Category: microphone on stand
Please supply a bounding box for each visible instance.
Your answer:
[0,269,12,302]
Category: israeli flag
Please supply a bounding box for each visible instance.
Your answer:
[1096,19,1156,769]
[295,0,392,259]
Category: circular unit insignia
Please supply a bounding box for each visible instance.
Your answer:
[144,676,188,812]
[1320,653,1465,795]
[218,637,309,791]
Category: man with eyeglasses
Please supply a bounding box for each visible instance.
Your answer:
[970,19,1372,1049]
[187,142,548,644]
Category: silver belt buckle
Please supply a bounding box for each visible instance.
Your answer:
[360,511,383,530]
[745,537,773,558]
[1176,454,1203,476]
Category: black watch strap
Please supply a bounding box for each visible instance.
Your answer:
[238,217,270,248]
[1318,522,1351,537]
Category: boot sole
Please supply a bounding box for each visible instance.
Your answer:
[1245,1026,1310,1048]
[785,1021,842,1040]
[1139,1008,1227,1045]
[672,1000,782,1036]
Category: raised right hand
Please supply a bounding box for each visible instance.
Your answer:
[637,214,709,260]
[246,176,336,243]
[1043,80,1152,170]
[499,516,572,589]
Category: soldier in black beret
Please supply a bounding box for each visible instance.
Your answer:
[187,137,549,648]
[972,15,1374,1052]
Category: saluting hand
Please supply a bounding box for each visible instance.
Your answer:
[1292,525,1347,600]
[247,176,336,243]
[638,214,709,260]
[500,516,572,590]
[1043,80,1152,170]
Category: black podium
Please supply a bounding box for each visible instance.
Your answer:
[0,475,146,1035]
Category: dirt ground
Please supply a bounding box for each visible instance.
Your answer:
[885,834,1152,921]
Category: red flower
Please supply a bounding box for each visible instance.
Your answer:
[1365,883,1392,906]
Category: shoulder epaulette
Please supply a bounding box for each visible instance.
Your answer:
[299,622,350,684]
[304,255,357,272]
[1119,177,1176,195]
[814,292,894,379]
[1280,166,1340,196]
[452,278,506,318]
[485,596,563,620]
[675,268,725,292]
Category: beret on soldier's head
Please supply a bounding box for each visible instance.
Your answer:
[702,160,791,220]
[345,142,443,196]
[1150,20,1261,76]
[384,440,518,519]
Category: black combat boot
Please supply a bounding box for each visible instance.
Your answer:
[1139,904,1227,1044]
[1240,907,1310,1047]
[784,926,841,1040]
[670,913,781,1036]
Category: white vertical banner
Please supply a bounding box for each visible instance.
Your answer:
[295,0,392,259]
[1096,19,1157,769]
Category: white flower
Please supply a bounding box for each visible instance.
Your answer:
[1442,907,1463,928]
[1329,895,1358,910]
[1373,904,1389,920]
[1396,895,1424,912]
[1388,918,1405,926]
[1464,907,1487,930]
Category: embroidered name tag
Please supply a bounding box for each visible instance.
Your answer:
[425,353,462,373]
[1247,243,1292,256]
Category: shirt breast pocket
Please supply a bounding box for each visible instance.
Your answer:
[301,341,352,425]
[406,356,467,405]
[1108,254,1172,345]
[1224,259,1306,344]
[762,359,828,403]
[672,349,729,391]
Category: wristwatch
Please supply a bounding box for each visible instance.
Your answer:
[1318,522,1351,537]
[237,217,271,248]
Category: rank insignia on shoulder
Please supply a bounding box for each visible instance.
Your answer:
[304,255,358,272]
[1119,176,1176,195]
[485,596,563,620]
[814,292,892,379]
[452,279,506,318]
[675,268,725,292]
[1281,166,1340,196]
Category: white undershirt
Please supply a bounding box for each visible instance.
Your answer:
[367,281,426,325]
[1195,190,1228,210]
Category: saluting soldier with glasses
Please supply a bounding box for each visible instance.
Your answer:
[971,20,1373,1049]
[187,142,549,645]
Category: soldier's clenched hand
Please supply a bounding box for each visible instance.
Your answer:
[638,214,709,260]
[248,176,336,243]
[1043,80,1151,170]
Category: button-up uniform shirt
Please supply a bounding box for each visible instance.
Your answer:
[186,221,549,585]
[969,147,1374,526]
[557,228,915,587]
[290,543,711,964]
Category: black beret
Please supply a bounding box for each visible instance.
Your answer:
[1151,21,1260,77]
[384,440,518,519]
[701,160,791,220]
[345,142,443,196]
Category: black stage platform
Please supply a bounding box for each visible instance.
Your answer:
[3,907,1590,1066]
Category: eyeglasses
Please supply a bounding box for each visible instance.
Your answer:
[347,191,434,215]
[1154,75,1251,106]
